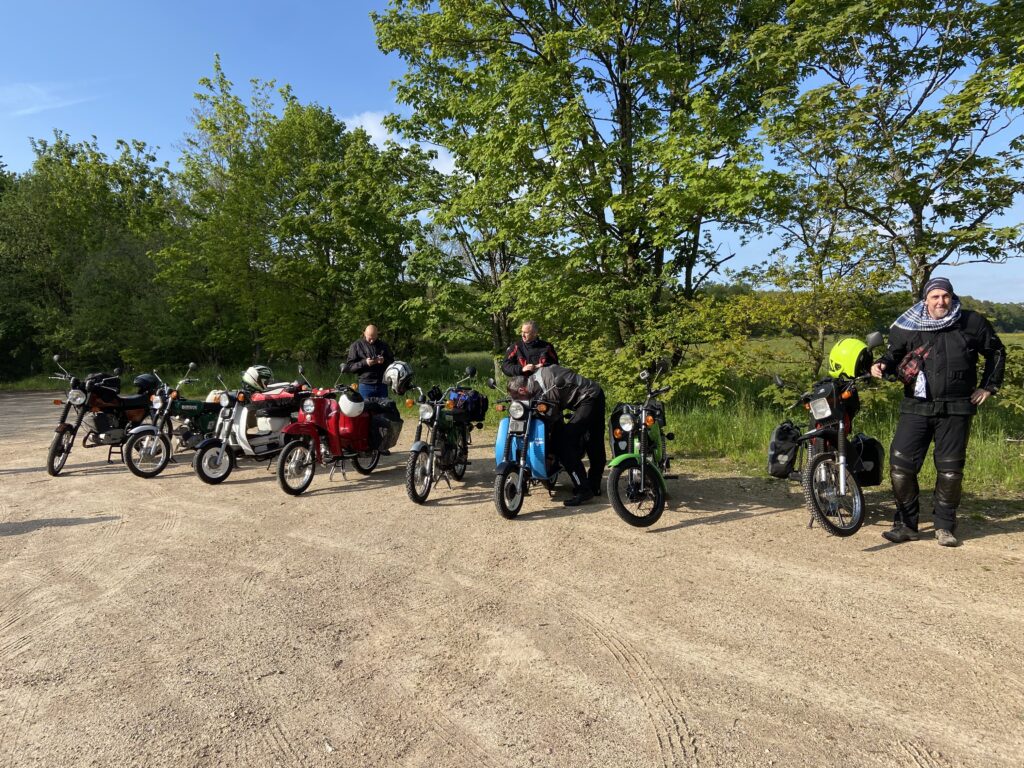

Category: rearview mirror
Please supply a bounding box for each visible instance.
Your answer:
[866,331,884,350]
[465,366,476,377]
[53,354,60,363]
[298,364,305,375]
[188,361,197,370]
[486,377,497,389]
[773,374,785,389]
[113,367,122,376]
[339,363,346,373]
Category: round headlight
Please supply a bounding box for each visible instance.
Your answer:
[509,401,526,419]
[618,413,635,432]
[219,393,231,408]
[151,397,164,411]
[419,404,435,421]
[302,398,316,414]
[67,389,87,406]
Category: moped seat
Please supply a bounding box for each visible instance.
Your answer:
[118,394,151,409]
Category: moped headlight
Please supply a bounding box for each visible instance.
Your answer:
[419,404,434,421]
[618,413,635,432]
[151,397,164,411]
[219,393,231,408]
[302,398,316,415]
[67,389,87,406]
[509,401,526,419]
[809,397,832,420]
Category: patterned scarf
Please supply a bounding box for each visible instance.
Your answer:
[892,298,962,332]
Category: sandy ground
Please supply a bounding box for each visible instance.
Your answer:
[1,391,1023,768]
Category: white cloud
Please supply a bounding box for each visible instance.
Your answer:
[0,82,94,117]
[341,110,457,175]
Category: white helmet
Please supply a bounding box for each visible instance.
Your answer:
[242,365,274,392]
[383,361,413,394]
[338,389,365,418]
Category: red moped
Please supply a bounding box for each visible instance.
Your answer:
[275,366,402,495]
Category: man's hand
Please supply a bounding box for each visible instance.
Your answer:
[970,388,991,405]
[871,362,886,379]
[366,357,375,366]
[522,363,536,373]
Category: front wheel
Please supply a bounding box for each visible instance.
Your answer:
[494,465,525,519]
[353,450,380,475]
[277,439,316,496]
[193,443,234,484]
[802,452,864,536]
[46,430,75,476]
[608,459,665,528]
[406,448,433,504]
[124,432,171,479]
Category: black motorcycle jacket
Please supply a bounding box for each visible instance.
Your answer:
[528,364,602,412]
[342,338,395,385]
[877,309,1005,407]
[501,337,559,377]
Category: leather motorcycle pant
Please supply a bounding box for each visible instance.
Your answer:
[889,410,971,533]
[559,392,607,495]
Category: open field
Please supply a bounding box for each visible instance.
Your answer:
[1,391,1023,767]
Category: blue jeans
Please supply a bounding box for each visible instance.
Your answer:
[358,382,388,400]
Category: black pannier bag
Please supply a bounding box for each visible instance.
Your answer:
[447,388,489,422]
[767,420,802,479]
[849,434,884,487]
[366,398,403,450]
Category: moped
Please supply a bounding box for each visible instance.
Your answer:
[606,363,676,527]
[767,332,886,536]
[123,363,221,478]
[193,375,304,485]
[47,355,158,476]
[275,365,402,495]
[404,367,487,504]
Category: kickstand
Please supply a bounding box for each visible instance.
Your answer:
[807,515,815,529]
[442,472,452,490]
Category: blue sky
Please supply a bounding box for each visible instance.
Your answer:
[1,1,1020,302]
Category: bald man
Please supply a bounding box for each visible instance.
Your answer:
[343,324,395,399]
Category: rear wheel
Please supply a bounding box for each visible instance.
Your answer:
[451,430,469,480]
[405,448,433,504]
[802,452,864,536]
[608,458,665,528]
[494,465,525,519]
[193,443,234,484]
[46,430,75,476]
[353,450,380,475]
[124,432,171,478]
[277,439,316,495]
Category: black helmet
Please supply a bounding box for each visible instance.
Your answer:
[134,373,160,394]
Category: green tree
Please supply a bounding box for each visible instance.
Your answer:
[762,0,1024,295]
[374,0,789,371]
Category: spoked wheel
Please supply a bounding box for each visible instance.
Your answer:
[193,443,234,484]
[46,430,75,476]
[451,431,469,481]
[802,452,864,536]
[124,432,172,479]
[608,458,665,528]
[494,464,525,519]
[277,439,316,496]
[405,448,433,504]
[353,450,380,475]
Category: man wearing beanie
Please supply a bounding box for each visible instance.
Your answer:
[871,276,1005,546]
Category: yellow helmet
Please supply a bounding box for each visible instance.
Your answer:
[828,338,872,378]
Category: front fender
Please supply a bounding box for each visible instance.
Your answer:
[496,460,522,477]
[128,423,159,437]
[409,440,430,454]
[281,422,320,439]
[797,426,837,445]
[195,436,224,452]
[608,454,667,492]
[55,422,76,434]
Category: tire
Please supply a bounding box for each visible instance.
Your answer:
[608,458,665,528]
[353,450,380,475]
[494,464,525,519]
[46,430,75,476]
[405,448,433,504]
[802,451,864,536]
[124,432,171,479]
[193,443,234,484]
[277,439,316,496]
[451,431,468,480]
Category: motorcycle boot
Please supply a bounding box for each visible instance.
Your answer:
[564,469,594,507]
[884,464,922,542]
[933,469,964,540]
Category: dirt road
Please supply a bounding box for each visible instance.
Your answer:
[1,391,1022,767]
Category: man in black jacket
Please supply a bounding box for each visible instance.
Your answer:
[512,363,606,506]
[342,325,395,399]
[871,277,1006,546]
[501,321,558,377]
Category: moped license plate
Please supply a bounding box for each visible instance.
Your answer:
[509,420,526,435]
